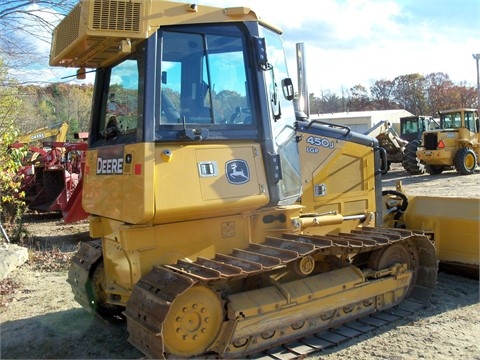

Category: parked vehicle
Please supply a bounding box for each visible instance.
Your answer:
[417,108,479,175]
[48,0,477,358]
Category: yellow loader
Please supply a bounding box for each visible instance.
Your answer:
[417,108,479,175]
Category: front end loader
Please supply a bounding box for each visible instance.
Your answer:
[417,108,479,175]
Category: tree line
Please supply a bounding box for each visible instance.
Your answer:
[16,82,93,138]
[8,71,477,138]
[310,72,477,117]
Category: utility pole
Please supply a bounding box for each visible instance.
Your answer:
[473,53,480,115]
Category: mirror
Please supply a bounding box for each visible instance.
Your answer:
[282,78,294,101]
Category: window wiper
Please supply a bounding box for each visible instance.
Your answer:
[180,116,209,141]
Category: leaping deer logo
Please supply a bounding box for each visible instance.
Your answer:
[229,162,248,179]
[226,160,250,184]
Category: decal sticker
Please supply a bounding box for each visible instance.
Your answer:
[97,157,124,174]
[198,161,218,177]
[226,159,250,184]
[305,136,335,149]
[96,146,124,175]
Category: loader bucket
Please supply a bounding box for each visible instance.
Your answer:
[23,166,45,203]
[28,168,68,213]
[62,176,87,223]
[403,196,479,278]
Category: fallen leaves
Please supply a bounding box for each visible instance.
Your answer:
[28,248,74,272]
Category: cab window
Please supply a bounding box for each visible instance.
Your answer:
[157,27,254,140]
[103,60,140,138]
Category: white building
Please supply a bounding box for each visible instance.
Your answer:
[311,109,414,134]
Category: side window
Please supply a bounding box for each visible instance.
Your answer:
[160,62,181,124]
[465,111,476,131]
[102,59,142,141]
[105,61,139,134]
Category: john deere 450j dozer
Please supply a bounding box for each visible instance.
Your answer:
[50,1,439,358]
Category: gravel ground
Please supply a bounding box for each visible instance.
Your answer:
[1,164,479,359]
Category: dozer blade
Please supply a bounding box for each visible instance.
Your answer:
[124,228,437,359]
[403,195,479,278]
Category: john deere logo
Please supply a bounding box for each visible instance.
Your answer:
[226,160,249,185]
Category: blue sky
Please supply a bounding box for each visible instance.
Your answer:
[195,0,480,95]
[18,0,480,97]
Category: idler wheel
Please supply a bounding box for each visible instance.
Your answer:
[368,243,412,271]
[163,285,223,357]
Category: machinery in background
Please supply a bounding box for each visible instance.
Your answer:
[400,115,440,174]
[364,115,439,174]
[417,108,479,175]
[25,141,88,223]
[13,122,70,197]
[14,122,69,145]
[364,120,408,173]
[12,120,89,222]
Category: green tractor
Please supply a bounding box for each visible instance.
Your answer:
[400,115,439,175]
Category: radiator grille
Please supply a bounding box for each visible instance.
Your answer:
[424,133,438,150]
[92,0,141,32]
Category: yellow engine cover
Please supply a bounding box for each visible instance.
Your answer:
[297,131,377,217]
[82,142,269,225]
[153,143,269,223]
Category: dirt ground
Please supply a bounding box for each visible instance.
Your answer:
[1,164,479,359]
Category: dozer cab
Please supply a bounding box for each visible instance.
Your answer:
[51,1,438,358]
[416,108,479,175]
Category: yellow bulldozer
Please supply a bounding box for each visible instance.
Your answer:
[49,0,477,358]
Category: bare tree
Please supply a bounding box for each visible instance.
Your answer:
[0,1,76,81]
[348,84,372,111]
[392,74,427,115]
[370,79,397,110]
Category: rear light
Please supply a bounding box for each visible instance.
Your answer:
[437,140,446,149]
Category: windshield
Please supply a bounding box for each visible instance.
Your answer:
[441,112,462,129]
[156,26,254,141]
[401,118,421,135]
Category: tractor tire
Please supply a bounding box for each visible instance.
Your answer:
[402,140,425,175]
[426,164,444,175]
[454,147,477,175]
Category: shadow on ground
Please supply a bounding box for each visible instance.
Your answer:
[1,308,143,359]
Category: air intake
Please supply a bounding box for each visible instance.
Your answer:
[50,0,147,68]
